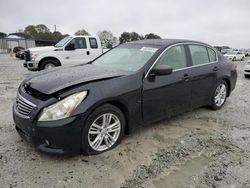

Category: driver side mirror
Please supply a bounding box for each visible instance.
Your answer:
[151,64,173,76]
[65,43,75,51]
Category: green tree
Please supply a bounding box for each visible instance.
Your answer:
[74,29,90,36]
[119,32,144,44]
[24,25,38,37]
[36,24,50,33]
[145,33,161,39]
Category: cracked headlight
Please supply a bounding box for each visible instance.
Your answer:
[38,91,87,121]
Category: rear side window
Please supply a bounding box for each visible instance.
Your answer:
[207,48,217,62]
[189,45,209,66]
[89,38,98,49]
[156,45,187,70]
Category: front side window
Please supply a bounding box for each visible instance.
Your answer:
[89,38,98,49]
[189,45,209,65]
[156,45,187,70]
[67,38,87,49]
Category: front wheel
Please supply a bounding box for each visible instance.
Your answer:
[39,59,59,70]
[82,104,125,155]
[209,80,228,110]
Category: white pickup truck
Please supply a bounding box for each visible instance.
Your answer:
[24,35,106,71]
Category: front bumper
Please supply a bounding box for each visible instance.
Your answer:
[27,61,39,71]
[13,104,87,155]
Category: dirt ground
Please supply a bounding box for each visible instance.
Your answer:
[0,54,250,188]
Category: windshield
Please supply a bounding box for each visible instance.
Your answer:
[92,46,158,72]
[55,36,72,47]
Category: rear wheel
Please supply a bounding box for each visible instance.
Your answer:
[209,80,228,110]
[39,59,59,70]
[81,104,125,155]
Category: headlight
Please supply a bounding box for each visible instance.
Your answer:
[31,52,39,61]
[38,91,87,121]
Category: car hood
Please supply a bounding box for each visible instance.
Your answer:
[28,46,57,53]
[23,64,127,95]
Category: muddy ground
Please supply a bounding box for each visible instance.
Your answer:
[0,54,250,188]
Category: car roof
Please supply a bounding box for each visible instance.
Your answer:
[125,39,211,48]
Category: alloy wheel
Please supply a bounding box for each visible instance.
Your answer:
[44,63,56,69]
[214,83,227,107]
[88,113,121,151]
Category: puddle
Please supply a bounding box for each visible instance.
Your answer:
[153,156,210,188]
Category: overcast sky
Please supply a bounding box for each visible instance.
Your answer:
[1,0,250,48]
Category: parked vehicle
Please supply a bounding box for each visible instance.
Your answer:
[224,51,245,61]
[13,46,25,53]
[15,50,25,59]
[240,49,250,56]
[24,35,103,71]
[244,60,250,78]
[13,39,237,155]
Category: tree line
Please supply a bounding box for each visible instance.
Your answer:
[1,24,162,48]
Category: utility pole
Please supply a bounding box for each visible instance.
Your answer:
[54,24,57,32]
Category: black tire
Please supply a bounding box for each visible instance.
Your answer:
[209,80,228,110]
[81,104,125,155]
[39,59,59,70]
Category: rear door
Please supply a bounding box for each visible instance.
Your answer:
[87,37,103,60]
[63,37,90,65]
[187,44,218,108]
[142,45,192,122]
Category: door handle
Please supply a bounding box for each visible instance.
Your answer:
[183,74,189,81]
[213,66,218,71]
[86,51,90,55]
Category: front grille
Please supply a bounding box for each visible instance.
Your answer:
[16,95,36,117]
[24,50,31,61]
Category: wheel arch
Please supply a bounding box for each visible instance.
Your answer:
[38,57,61,70]
[85,99,131,135]
[221,77,231,97]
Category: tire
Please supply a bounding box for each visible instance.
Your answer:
[209,80,228,110]
[39,59,59,70]
[241,57,244,61]
[81,104,125,155]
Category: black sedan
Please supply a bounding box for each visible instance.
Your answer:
[13,39,237,155]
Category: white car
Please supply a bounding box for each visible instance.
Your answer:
[224,51,245,61]
[244,60,250,78]
[24,35,105,71]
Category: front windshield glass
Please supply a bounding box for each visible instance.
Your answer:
[55,36,72,47]
[92,46,158,72]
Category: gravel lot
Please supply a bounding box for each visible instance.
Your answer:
[0,54,250,188]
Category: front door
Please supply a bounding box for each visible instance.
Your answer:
[63,37,90,65]
[142,45,192,122]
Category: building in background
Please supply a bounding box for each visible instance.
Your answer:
[0,33,35,53]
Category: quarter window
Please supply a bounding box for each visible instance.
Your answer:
[68,38,87,49]
[189,45,210,66]
[89,38,98,49]
[207,48,217,62]
[156,45,187,70]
